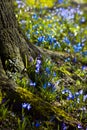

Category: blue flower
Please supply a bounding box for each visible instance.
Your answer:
[35,31,39,35]
[29,57,33,62]
[35,68,40,73]
[1,98,7,104]
[53,42,61,49]
[62,122,68,130]
[22,103,31,110]
[20,20,26,24]
[77,43,83,47]
[75,92,80,97]
[82,66,87,71]
[53,72,56,77]
[30,80,36,86]
[64,57,70,62]
[32,13,38,19]
[26,33,30,39]
[58,0,64,4]
[83,94,87,102]
[32,24,38,29]
[77,124,83,129]
[79,89,83,95]
[82,51,87,56]
[73,57,77,63]
[62,89,71,94]
[80,17,86,23]
[80,107,86,111]
[45,67,50,74]
[43,83,47,89]
[37,36,45,43]
[27,104,31,110]
[73,44,82,53]
[48,82,51,87]
[36,59,41,64]
[35,122,40,127]
[63,37,71,45]
[74,90,83,99]
[62,89,74,100]
[46,36,56,44]
[35,57,41,73]
[67,93,74,100]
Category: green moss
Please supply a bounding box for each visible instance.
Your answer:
[16,87,81,127]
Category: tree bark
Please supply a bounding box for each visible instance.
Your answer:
[0,0,41,72]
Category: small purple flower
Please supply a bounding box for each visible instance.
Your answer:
[46,36,56,44]
[20,20,26,24]
[53,72,56,77]
[80,107,86,111]
[22,103,28,108]
[67,93,74,100]
[83,94,87,102]
[37,36,45,43]
[58,0,64,4]
[82,66,87,71]
[62,89,71,94]
[80,17,86,23]
[32,13,38,19]
[27,104,31,110]
[73,44,82,53]
[65,57,70,62]
[22,103,31,110]
[53,42,61,49]
[79,89,83,95]
[36,64,40,68]
[29,57,33,62]
[48,82,51,87]
[36,59,41,64]
[35,68,40,73]
[62,89,75,100]
[30,80,36,86]
[62,122,68,130]
[75,92,80,97]
[63,37,71,45]
[78,124,83,129]
[1,98,7,104]
[35,57,42,73]
[73,57,77,63]
[45,67,50,74]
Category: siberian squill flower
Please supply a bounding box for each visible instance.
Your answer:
[35,56,42,73]
[22,103,31,110]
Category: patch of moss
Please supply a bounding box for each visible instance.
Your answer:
[16,87,82,127]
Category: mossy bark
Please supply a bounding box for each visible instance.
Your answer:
[16,87,82,126]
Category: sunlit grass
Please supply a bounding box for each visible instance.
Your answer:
[25,0,56,7]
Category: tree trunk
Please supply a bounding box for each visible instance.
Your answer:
[0,0,83,129]
[0,0,42,72]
